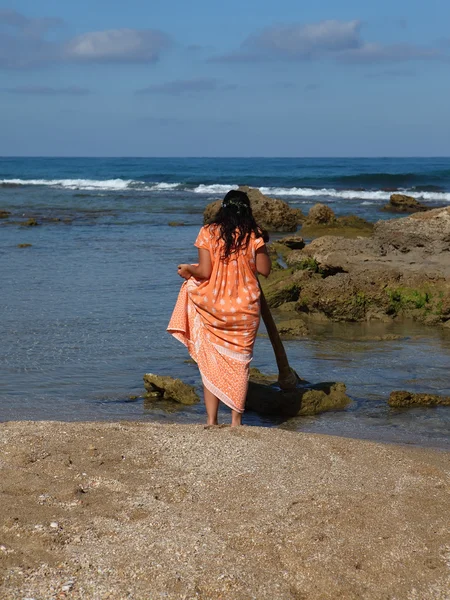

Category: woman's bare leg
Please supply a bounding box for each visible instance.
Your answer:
[203,386,219,426]
[231,410,242,427]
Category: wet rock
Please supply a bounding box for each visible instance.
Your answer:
[389,391,450,407]
[301,206,374,239]
[246,378,350,417]
[143,374,200,405]
[203,186,304,232]
[276,319,309,338]
[0,210,11,218]
[383,194,431,213]
[22,217,39,227]
[276,235,305,250]
[305,204,336,225]
[260,269,300,308]
[168,221,186,227]
[373,206,450,255]
[17,243,32,248]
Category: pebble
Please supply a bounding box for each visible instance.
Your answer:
[50,522,59,529]
[61,580,75,592]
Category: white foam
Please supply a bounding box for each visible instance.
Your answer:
[1,178,132,191]
[192,184,238,194]
[259,186,450,202]
[2,178,450,202]
[147,182,181,191]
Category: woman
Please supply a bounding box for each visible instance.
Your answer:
[167,190,271,426]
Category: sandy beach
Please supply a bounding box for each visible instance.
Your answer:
[0,421,448,599]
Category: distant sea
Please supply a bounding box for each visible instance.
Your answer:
[1,157,449,448]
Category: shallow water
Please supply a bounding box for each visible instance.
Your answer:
[1,157,449,449]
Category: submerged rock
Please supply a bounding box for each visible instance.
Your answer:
[168,221,186,227]
[143,374,200,405]
[276,319,309,338]
[17,243,32,248]
[22,217,39,227]
[246,377,350,417]
[389,391,450,407]
[204,186,304,232]
[0,210,11,219]
[383,194,431,213]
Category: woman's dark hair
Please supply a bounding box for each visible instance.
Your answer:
[210,190,268,259]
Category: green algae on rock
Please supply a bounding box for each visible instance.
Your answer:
[389,391,450,407]
[246,376,351,417]
[143,374,200,405]
[383,194,432,214]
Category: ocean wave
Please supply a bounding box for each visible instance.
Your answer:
[259,187,450,202]
[0,178,132,191]
[192,184,238,194]
[1,178,450,202]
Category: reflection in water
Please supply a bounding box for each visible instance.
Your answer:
[0,196,449,450]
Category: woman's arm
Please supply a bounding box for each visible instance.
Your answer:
[178,248,212,280]
[256,246,271,277]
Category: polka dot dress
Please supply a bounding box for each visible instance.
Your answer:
[167,225,265,413]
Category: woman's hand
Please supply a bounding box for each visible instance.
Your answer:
[177,264,192,279]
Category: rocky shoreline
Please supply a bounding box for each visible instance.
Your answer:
[204,187,450,330]
[1,421,448,599]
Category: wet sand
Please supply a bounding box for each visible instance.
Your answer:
[0,421,449,599]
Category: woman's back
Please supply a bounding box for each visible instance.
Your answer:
[189,224,265,353]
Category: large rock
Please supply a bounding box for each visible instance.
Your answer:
[300,205,374,239]
[246,377,351,417]
[383,194,430,213]
[305,203,336,225]
[389,391,450,407]
[276,235,305,250]
[203,186,304,232]
[374,206,450,255]
[143,374,200,405]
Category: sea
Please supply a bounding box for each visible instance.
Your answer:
[1,157,449,448]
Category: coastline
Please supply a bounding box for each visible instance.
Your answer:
[1,421,448,599]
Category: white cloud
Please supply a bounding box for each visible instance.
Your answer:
[213,19,443,65]
[245,20,362,58]
[0,10,170,68]
[66,29,170,63]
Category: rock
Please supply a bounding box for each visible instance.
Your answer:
[260,269,300,308]
[203,186,304,232]
[17,243,32,248]
[389,391,450,407]
[383,194,430,213]
[143,374,200,405]
[373,206,450,255]
[305,203,336,225]
[301,206,374,239]
[276,235,305,250]
[0,210,11,218]
[168,221,186,227]
[298,382,351,416]
[22,217,39,227]
[246,378,350,417]
[276,319,309,338]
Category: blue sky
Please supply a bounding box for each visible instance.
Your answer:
[1,0,449,156]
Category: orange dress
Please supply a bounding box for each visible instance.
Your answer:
[167,225,265,413]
